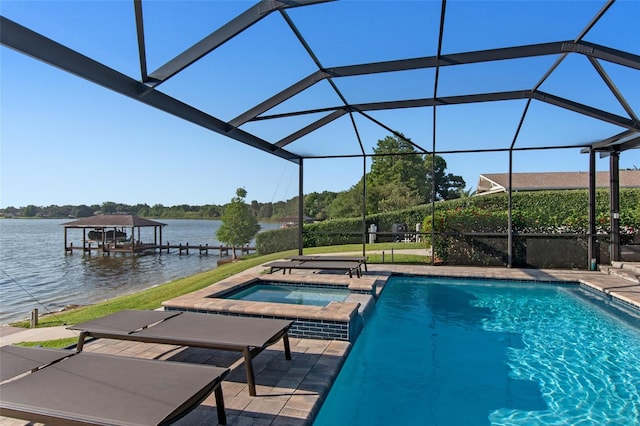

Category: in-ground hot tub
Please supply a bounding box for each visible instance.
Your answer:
[163,274,383,342]
[224,281,351,306]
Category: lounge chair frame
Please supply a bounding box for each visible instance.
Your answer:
[286,255,368,272]
[0,345,228,425]
[265,260,363,278]
[68,310,292,396]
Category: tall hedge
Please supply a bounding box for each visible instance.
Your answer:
[255,189,640,261]
[255,226,299,254]
[423,189,639,267]
[421,189,639,236]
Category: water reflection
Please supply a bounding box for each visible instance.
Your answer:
[81,255,145,291]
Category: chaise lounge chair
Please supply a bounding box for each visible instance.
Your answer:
[0,345,229,425]
[264,260,363,278]
[286,255,368,271]
[67,309,293,396]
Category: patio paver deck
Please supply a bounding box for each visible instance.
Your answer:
[80,336,349,425]
[2,263,639,425]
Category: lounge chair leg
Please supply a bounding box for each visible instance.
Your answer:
[243,348,257,396]
[283,332,292,361]
[214,385,227,425]
[76,332,87,352]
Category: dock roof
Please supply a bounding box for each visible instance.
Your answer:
[62,215,166,228]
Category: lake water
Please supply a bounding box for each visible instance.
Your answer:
[0,218,278,324]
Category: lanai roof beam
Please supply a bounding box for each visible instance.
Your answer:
[248,89,639,135]
[146,0,333,87]
[229,71,329,128]
[585,131,640,154]
[533,91,640,132]
[356,110,430,154]
[133,0,148,82]
[0,16,301,163]
[254,91,531,122]
[276,109,347,148]
[326,41,640,76]
[588,57,639,123]
[231,40,640,129]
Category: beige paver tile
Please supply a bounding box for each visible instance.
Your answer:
[222,380,248,399]
[225,392,253,412]
[277,406,310,420]
[286,391,320,411]
[245,396,287,416]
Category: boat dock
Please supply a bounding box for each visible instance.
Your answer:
[62,215,255,257]
[65,242,255,256]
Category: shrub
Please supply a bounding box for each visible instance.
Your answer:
[255,189,640,260]
[424,189,639,266]
[256,226,298,254]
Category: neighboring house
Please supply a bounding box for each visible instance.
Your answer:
[476,170,640,196]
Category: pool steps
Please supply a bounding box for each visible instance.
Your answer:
[599,262,640,284]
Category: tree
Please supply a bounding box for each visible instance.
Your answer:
[216,188,260,260]
[304,191,338,221]
[328,182,364,219]
[23,204,39,217]
[73,204,94,217]
[376,182,423,212]
[101,201,117,214]
[369,134,428,201]
[457,187,476,198]
[424,154,466,201]
[322,135,468,218]
[369,135,466,203]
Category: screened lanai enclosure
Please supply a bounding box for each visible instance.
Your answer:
[1,0,638,269]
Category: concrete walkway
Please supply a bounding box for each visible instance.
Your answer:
[0,325,79,346]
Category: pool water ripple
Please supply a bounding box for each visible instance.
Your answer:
[314,277,640,425]
[474,285,640,425]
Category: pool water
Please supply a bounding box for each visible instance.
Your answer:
[314,275,640,425]
[226,283,349,306]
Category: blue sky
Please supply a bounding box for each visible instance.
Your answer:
[1,0,638,208]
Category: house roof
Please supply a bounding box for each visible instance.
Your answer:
[62,215,166,228]
[477,170,640,195]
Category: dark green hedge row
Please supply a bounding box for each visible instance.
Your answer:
[423,188,639,236]
[255,226,299,254]
[255,189,640,258]
[425,188,639,267]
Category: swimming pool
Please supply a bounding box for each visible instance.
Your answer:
[314,275,640,425]
[225,282,350,306]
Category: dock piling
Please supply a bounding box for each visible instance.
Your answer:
[30,309,38,328]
